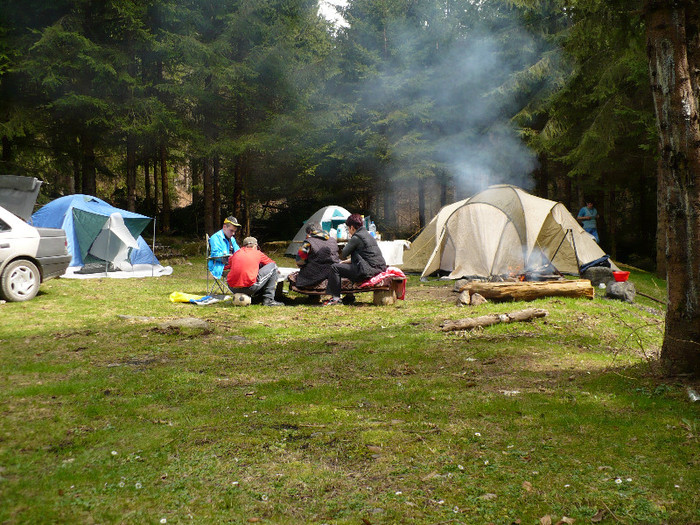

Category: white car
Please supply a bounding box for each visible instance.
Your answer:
[0,202,71,302]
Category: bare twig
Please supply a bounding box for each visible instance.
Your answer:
[601,501,625,523]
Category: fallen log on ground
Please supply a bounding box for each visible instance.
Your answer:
[441,308,548,331]
[458,279,594,302]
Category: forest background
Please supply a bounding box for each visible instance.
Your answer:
[0,0,660,271]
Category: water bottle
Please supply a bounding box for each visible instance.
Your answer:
[369,221,377,238]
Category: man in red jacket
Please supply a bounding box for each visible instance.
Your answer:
[227,237,284,306]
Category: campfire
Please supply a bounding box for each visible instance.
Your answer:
[489,264,565,283]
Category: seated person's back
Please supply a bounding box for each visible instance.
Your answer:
[295,222,340,288]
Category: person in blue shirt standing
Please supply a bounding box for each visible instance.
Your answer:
[208,216,241,279]
[577,200,600,243]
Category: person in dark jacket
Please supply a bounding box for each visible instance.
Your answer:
[295,222,340,288]
[324,213,387,306]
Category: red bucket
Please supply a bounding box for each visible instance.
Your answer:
[613,271,630,282]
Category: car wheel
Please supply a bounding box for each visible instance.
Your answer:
[1,259,40,302]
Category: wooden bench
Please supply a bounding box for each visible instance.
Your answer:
[287,272,406,305]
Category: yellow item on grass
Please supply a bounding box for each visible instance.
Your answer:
[169,291,204,303]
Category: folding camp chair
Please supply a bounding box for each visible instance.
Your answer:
[205,233,230,295]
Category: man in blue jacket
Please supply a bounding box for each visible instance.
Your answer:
[208,216,241,279]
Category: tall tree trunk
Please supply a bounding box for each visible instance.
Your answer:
[233,155,244,226]
[144,157,152,215]
[190,157,201,209]
[418,178,426,229]
[71,148,80,195]
[656,157,667,278]
[153,155,159,215]
[645,0,700,376]
[126,136,137,211]
[213,156,221,228]
[80,132,97,196]
[533,154,549,198]
[555,172,571,211]
[604,182,615,258]
[160,144,170,233]
[439,172,449,207]
[203,158,214,235]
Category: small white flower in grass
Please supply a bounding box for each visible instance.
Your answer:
[135,482,142,489]
[232,481,239,486]
[564,484,570,488]
[458,464,464,470]
[261,494,268,501]
[395,491,402,495]
[437,500,444,505]
[118,482,125,488]
[453,506,459,513]
[111,451,118,456]
[626,478,632,482]
[615,478,622,484]
[160,519,167,524]
[474,432,481,437]
[483,460,489,465]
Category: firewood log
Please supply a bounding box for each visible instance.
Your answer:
[440,308,548,331]
[458,279,594,301]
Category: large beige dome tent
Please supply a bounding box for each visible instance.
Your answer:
[404,185,616,279]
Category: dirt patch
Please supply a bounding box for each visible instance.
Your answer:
[405,283,455,302]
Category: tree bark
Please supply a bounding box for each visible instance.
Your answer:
[71,148,80,195]
[645,0,700,376]
[80,132,97,196]
[418,178,426,229]
[233,154,244,231]
[656,156,667,278]
[440,308,548,331]
[213,156,221,228]
[144,157,152,215]
[160,144,170,233]
[203,158,214,235]
[152,155,159,214]
[126,136,137,212]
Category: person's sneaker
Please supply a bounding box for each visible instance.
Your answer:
[322,297,342,306]
[263,299,285,306]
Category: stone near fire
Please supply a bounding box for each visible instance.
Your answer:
[581,266,614,286]
[470,293,488,306]
[606,281,636,303]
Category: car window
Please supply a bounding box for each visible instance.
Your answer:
[0,218,10,232]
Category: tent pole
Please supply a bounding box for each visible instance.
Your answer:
[569,229,581,275]
[152,219,156,276]
[548,231,570,267]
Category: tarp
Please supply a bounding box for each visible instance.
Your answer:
[31,194,170,277]
[404,184,617,278]
[285,205,351,256]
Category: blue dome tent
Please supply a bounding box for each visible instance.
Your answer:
[32,195,171,278]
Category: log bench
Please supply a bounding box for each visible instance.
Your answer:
[287,271,406,305]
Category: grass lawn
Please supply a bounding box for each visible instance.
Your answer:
[1,248,697,524]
